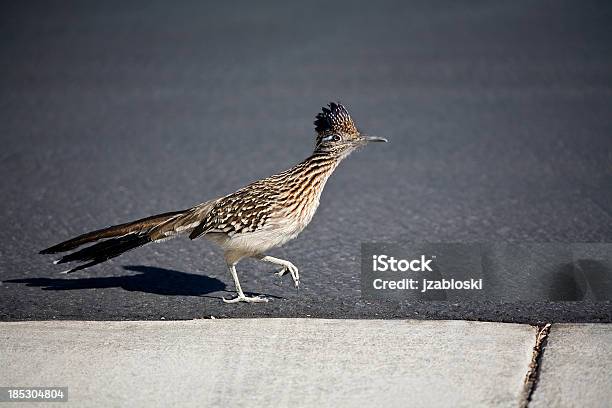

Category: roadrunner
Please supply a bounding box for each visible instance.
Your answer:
[40,102,387,303]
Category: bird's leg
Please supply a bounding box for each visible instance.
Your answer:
[254,255,300,289]
[222,263,268,304]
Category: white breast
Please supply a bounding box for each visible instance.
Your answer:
[206,157,338,258]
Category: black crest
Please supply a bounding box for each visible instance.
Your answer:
[314,102,358,136]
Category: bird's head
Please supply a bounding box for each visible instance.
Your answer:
[313,102,387,157]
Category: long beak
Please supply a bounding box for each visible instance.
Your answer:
[363,135,388,143]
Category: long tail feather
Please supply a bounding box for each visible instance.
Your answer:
[55,233,151,264]
[40,200,218,273]
[40,210,185,254]
[57,234,151,273]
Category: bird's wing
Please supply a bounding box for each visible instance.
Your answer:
[188,182,278,239]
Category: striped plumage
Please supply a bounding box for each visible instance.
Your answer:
[41,102,387,303]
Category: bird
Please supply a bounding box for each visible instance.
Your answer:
[40,102,388,303]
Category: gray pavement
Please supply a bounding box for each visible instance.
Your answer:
[530,324,612,408]
[2,319,610,407]
[0,319,537,407]
[1,1,612,321]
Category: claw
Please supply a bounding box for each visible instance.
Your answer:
[257,256,299,293]
[289,268,299,289]
[222,295,269,304]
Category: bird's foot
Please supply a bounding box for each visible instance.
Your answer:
[222,295,269,304]
[276,263,300,289]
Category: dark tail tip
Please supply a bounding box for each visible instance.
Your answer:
[44,233,152,273]
[40,234,103,255]
[40,241,77,254]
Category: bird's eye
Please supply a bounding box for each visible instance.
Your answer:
[322,134,341,143]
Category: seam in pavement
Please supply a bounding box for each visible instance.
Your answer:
[519,323,552,408]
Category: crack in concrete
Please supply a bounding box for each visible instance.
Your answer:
[519,323,552,408]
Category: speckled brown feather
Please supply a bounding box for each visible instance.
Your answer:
[188,152,340,240]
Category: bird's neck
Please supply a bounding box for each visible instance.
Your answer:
[277,151,342,199]
[272,152,341,224]
[299,151,343,181]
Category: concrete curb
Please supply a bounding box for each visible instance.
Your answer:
[0,319,609,407]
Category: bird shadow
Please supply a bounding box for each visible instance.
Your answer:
[5,265,283,300]
[5,265,227,297]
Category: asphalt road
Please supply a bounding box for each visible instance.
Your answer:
[1,1,611,322]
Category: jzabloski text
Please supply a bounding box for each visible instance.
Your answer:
[371,254,483,293]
